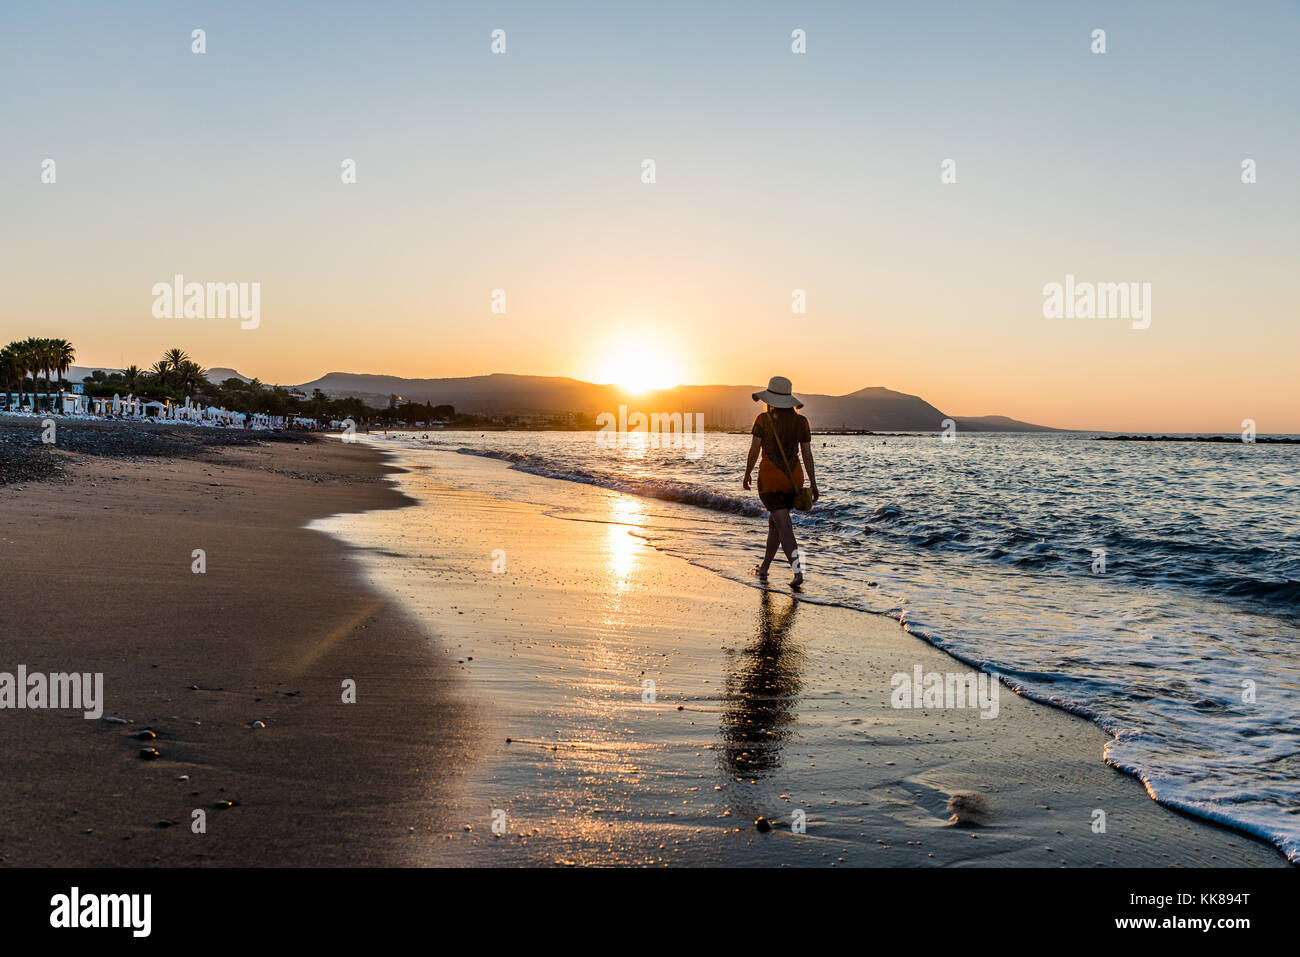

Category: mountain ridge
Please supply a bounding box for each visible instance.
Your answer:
[291,371,1065,432]
[67,365,1065,431]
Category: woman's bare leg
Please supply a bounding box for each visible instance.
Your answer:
[756,512,780,575]
[773,509,803,585]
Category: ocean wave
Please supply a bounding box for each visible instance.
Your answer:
[1210,575,1300,605]
[446,442,1299,615]
[448,445,765,517]
[450,445,531,464]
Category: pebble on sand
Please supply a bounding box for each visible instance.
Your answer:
[755,817,772,833]
[134,730,157,740]
[138,747,161,760]
[251,720,266,728]
[947,791,992,827]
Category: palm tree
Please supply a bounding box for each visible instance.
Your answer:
[0,344,20,409]
[13,339,32,411]
[30,338,48,413]
[23,340,41,411]
[176,360,208,397]
[51,338,75,411]
[121,365,145,393]
[38,338,57,413]
[19,337,48,413]
[149,360,172,389]
[9,341,31,409]
[160,348,190,380]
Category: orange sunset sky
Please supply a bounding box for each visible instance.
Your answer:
[3,2,1296,432]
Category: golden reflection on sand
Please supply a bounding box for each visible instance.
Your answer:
[603,495,645,590]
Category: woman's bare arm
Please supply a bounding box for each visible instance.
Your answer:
[743,435,762,489]
[800,441,819,501]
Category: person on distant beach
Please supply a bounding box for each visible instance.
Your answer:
[744,376,818,586]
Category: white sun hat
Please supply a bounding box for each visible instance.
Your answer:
[752,375,804,409]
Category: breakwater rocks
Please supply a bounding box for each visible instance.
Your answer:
[1096,434,1298,444]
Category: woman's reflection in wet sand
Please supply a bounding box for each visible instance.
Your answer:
[719,590,803,781]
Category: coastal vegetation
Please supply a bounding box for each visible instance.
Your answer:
[0,337,76,414]
[0,339,530,427]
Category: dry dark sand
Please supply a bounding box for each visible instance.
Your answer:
[0,431,483,866]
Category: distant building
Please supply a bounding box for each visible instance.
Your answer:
[489,410,577,427]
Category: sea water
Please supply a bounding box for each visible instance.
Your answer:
[356,428,1300,860]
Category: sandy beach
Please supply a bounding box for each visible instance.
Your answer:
[0,424,482,866]
[0,424,1287,867]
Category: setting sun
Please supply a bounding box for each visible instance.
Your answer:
[593,343,682,394]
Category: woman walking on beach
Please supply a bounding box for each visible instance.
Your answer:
[743,376,818,586]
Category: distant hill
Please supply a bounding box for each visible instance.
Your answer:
[65,363,1062,431]
[67,364,121,381]
[64,363,1060,430]
[951,414,1062,433]
[290,371,1064,432]
[70,364,254,386]
[293,372,610,415]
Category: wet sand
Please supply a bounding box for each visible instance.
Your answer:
[316,443,1287,867]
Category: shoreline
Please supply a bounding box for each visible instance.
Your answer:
[1,422,1288,866]
[314,441,1289,866]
